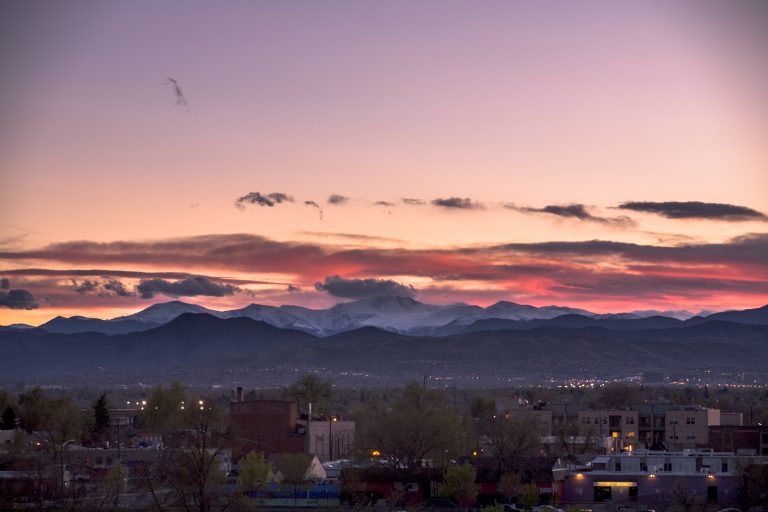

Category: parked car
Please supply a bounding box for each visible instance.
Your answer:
[616,507,655,512]
[503,504,526,512]
[417,497,461,511]
[532,506,564,512]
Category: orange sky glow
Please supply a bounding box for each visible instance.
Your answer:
[1,1,767,325]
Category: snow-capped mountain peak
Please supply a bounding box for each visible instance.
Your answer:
[113,300,219,324]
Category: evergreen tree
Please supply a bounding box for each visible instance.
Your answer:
[1,405,16,430]
[92,394,110,443]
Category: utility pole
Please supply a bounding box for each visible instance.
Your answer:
[60,439,75,497]
[305,402,312,454]
[328,415,337,461]
[116,417,122,460]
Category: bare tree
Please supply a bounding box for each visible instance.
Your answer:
[359,383,459,473]
[275,453,312,507]
[667,479,705,512]
[285,373,333,415]
[552,422,599,458]
[142,402,233,512]
[482,416,539,472]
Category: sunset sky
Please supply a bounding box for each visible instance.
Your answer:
[1,1,767,325]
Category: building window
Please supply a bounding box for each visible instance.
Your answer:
[640,463,648,472]
[664,463,672,472]
[686,432,695,440]
[625,417,635,425]
[686,417,696,425]
[615,462,621,471]
[721,462,728,473]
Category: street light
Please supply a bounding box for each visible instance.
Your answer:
[328,415,338,461]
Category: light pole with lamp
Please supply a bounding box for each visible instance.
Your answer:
[328,415,338,461]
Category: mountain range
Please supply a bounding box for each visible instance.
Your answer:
[13,297,768,338]
[1,299,767,383]
[1,311,767,382]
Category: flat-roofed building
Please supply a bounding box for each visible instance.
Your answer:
[555,449,768,508]
[229,397,306,457]
[720,412,743,426]
[577,410,639,450]
[709,425,768,455]
[306,417,356,462]
[666,408,720,449]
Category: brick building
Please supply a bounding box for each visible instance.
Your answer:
[709,425,768,455]
[229,391,306,457]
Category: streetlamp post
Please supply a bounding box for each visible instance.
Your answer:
[328,416,338,461]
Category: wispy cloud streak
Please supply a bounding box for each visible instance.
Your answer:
[1,233,766,310]
[507,203,635,227]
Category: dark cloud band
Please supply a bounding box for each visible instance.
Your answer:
[136,276,241,299]
[0,288,38,310]
[314,275,416,298]
[235,192,294,209]
[618,201,767,221]
[432,197,482,209]
[327,194,349,205]
[1,232,766,307]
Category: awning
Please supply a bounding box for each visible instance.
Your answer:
[593,481,637,487]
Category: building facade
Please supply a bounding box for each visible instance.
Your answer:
[665,408,720,449]
[577,410,639,450]
[709,425,768,456]
[306,418,356,462]
[229,398,306,457]
[555,450,768,507]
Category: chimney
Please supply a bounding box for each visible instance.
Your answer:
[236,386,244,402]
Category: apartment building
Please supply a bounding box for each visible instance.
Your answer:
[577,410,639,450]
[497,398,729,451]
[666,408,720,449]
